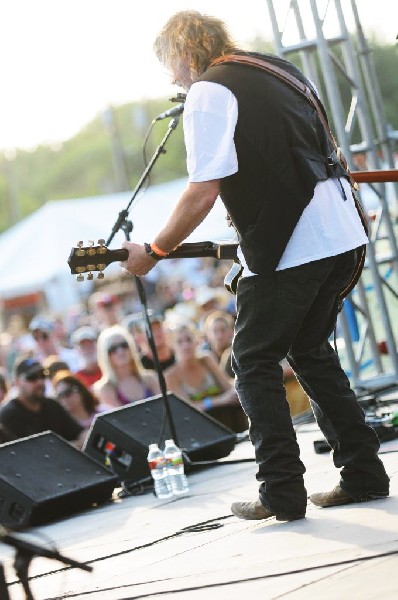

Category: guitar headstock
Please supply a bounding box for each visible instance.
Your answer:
[68,239,115,281]
[67,239,238,283]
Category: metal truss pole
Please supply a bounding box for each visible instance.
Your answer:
[265,0,398,390]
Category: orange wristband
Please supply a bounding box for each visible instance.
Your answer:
[150,242,169,257]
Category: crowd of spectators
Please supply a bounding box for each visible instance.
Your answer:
[0,257,309,449]
[0,259,249,447]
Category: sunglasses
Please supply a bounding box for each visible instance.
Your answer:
[107,340,129,354]
[24,371,47,382]
[33,332,49,341]
[57,386,78,400]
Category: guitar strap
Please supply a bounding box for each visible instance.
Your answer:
[210,54,368,300]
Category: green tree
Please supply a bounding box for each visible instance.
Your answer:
[0,40,396,235]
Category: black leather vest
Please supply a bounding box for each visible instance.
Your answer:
[198,53,348,274]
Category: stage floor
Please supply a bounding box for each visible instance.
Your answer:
[1,421,398,600]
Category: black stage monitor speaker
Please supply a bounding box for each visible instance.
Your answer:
[0,431,118,530]
[83,393,236,484]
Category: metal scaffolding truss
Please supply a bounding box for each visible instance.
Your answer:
[265,0,398,389]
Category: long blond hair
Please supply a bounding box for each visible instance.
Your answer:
[154,10,238,77]
[96,325,143,386]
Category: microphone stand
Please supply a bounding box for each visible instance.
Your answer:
[105,116,179,250]
[105,116,180,447]
[1,528,92,600]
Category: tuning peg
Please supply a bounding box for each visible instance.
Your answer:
[75,241,85,257]
[87,241,96,256]
[97,272,105,279]
[97,239,107,254]
[87,272,94,281]
[76,274,84,282]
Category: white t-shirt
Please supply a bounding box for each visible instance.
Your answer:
[184,81,368,275]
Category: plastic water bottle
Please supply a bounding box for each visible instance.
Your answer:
[147,443,172,499]
[163,439,189,496]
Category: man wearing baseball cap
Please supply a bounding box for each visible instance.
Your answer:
[29,315,80,372]
[89,292,122,330]
[71,326,102,388]
[0,356,84,447]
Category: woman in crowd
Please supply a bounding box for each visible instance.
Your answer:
[165,322,248,432]
[203,310,235,378]
[52,370,108,433]
[94,325,159,407]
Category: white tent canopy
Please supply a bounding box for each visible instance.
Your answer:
[0,178,237,309]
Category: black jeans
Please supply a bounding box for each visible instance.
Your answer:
[232,249,389,518]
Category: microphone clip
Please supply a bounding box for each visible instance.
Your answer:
[169,93,187,103]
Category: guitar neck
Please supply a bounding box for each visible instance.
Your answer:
[68,240,239,280]
[170,241,237,260]
[109,241,238,263]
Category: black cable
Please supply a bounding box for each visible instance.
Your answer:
[39,543,398,599]
[118,478,153,498]
[7,504,398,596]
[107,545,398,599]
[5,515,233,588]
[142,120,156,173]
[185,457,256,470]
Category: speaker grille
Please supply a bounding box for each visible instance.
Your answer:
[99,394,234,449]
[1,432,114,502]
[0,432,118,528]
[84,393,236,483]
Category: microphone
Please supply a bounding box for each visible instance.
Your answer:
[155,103,184,121]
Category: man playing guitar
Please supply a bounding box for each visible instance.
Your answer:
[119,11,389,521]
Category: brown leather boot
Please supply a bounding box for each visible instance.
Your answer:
[310,485,355,507]
[231,499,305,521]
[310,484,389,508]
